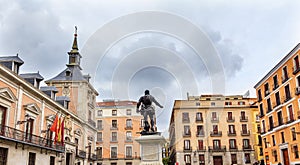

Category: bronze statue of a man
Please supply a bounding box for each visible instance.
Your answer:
[136,90,163,133]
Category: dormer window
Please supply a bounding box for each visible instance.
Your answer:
[20,72,44,89]
[65,69,71,77]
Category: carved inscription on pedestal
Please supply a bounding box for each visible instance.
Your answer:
[143,144,158,161]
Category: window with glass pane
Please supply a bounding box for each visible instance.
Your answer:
[198,140,204,150]
[126,132,132,141]
[28,152,36,165]
[184,140,190,150]
[0,147,8,165]
[227,112,233,120]
[112,110,117,116]
[111,147,117,158]
[291,128,297,140]
[272,135,276,146]
[213,140,220,149]
[126,119,132,128]
[197,125,204,136]
[229,139,236,149]
[96,147,102,159]
[294,145,299,158]
[281,132,285,143]
[199,154,205,165]
[229,125,235,134]
[126,146,132,158]
[182,113,189,122]
[112,120,117,128]
[98,110,102,116]
[243,139,250,148]
[213,125,218,134]
[184,155,191,165]
[97,120,102,129]
[112,132,117,142]
[245,153,250,163]
[50,156,55,165]
[196,112,202,121]
[126,109,132,115]
[212,112,217,120]
[97,132,102,142]
[184,126,190,135]
[231,154,237,164]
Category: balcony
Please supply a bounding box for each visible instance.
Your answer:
[268,125,274,131]
[284,95,292,103]
[243,145,252,150]
[258,96,262,102]
[211,117,219,123]
[182,118,190,123]
[0,124,64,153]
[229,147,238,152]
[226,117,235,123]
[197,146,206,152]
[208,146,226,152]
[296,87,300,95]
[125,126,133,130]
[285,116,295,124]
[266,106,273,113]
[240,116,248,122]
[272,101,281,109]
[273,84,279,90]
[265,90,270,97]
[195,117,203,123]
[183,131,191,137]
[89,153,97,161]
[196,131,205,137]
[88,119,96,128]
[227,131,236,136]
[241,130,250,136]
[282,75,289,84]
[76,149,86,159]
[293,65,300,75]
[97,155,103,160]
[183,147,192,152]
[210,131,222,137]
[110,126,118,130]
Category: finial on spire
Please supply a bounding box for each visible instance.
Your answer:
[72,26,78,50]
[75,26,77,36]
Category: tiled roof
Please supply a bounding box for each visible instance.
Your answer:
[20,72,44,80]
[40,86,58,92]
[46,66,86,82]
[97,101,137,107]
[0,55,24,64]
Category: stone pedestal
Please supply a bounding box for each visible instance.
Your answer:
[135,133,166,165]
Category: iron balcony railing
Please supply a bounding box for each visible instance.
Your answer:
[183,147,192,152]
[88,119,96,128]
[240,116,248,122]
[208,146,226,152]
[197,146,206,152]
[227,131,236,136]
[241,130,250,136]
[89,153,97,161]
[76,149,86,159]
[0,124,64,153]
[293,65,300,75]
[210,131,222,137]
[242,145,252,150]
[195,117,203,122]
[226,117,235,123]
[295,87,300,95]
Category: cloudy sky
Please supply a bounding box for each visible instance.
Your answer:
[1,0,300,133]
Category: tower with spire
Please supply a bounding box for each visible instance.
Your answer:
[45,27,98,165]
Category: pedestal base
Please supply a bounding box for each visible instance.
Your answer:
[135,133,166,165]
